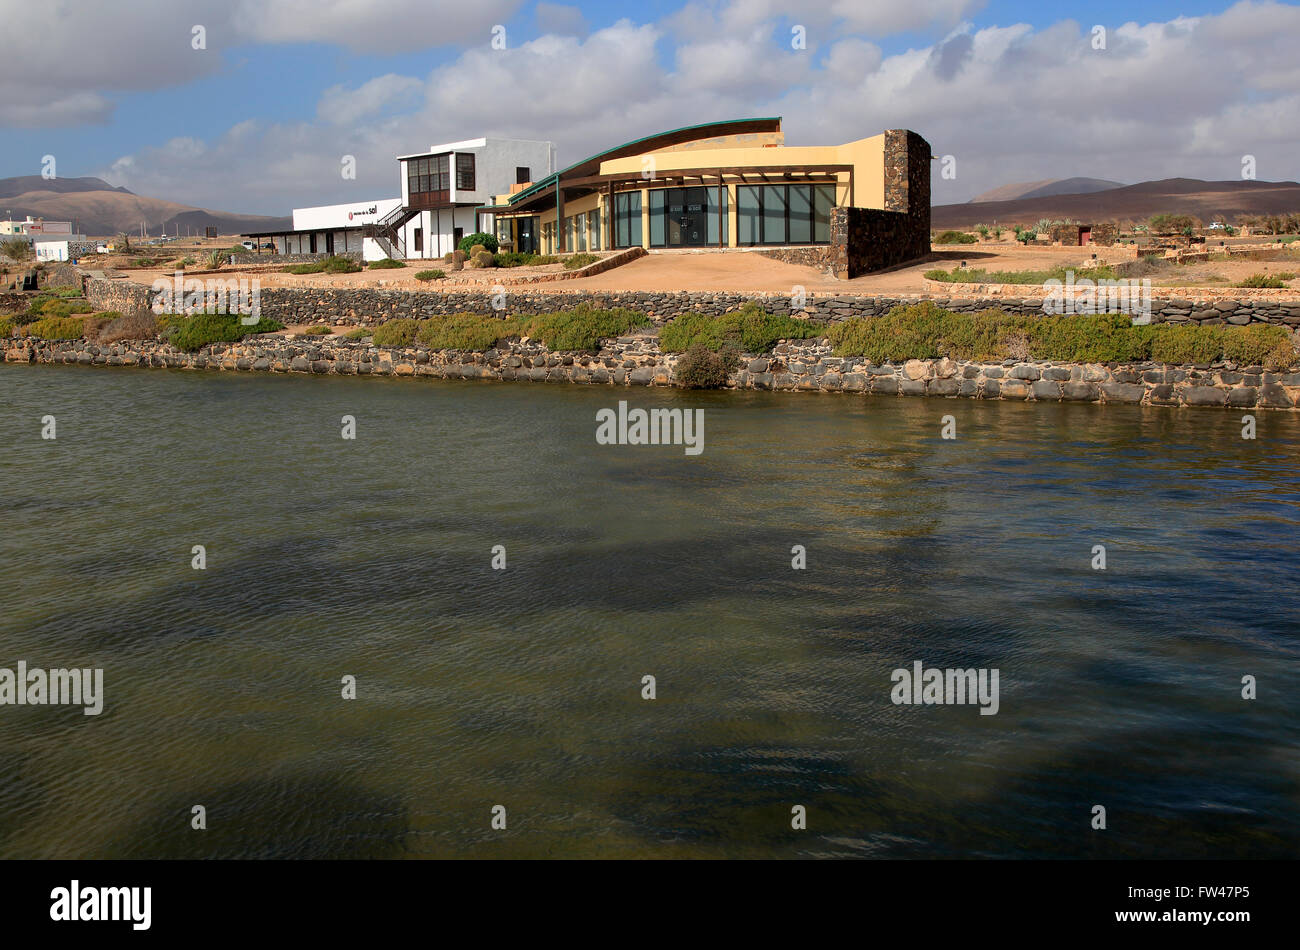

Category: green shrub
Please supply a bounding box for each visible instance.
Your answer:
[344,328,370,341]
[561,253,600,270]
[46,285,83,298]
[1221,324,1296,369]
[284,255,361,275]
[371,319,420,346]
[0,317,13,337]
[416,312,519,351]
[23,316,85,340]
[1235,273,1285,288]
[457,232,498,255]
[924,264,1126,285]
[674,342,739,389]
[826,303,1297,369]
[164,313,285,351]
[414,269,446,281]
[933,230,977,245]
[301,325,332,335]
[368,258,405,269]
[494,251,556,268]
[520,304,647,351]
[206,250,227,269]
[659,301,820,354]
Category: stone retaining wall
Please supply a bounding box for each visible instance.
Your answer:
[5,334,1296,409]
[80,275,1300,329]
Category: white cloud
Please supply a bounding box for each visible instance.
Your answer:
[536,2,588,37]
[318,75,426,125]
[83,1,1300,210]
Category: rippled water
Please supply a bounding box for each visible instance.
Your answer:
[1,362,1297,859]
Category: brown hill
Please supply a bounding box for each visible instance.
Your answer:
[970,177,1125,203]
[1,176,290,237]
[933,178,1300,229]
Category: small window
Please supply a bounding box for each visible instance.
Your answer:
[516,166,531,184]
[413,228,423,253]
[456,153,475,191]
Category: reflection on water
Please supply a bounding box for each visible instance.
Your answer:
[1,364,1297,858]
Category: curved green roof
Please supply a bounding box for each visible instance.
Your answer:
[496,117,782,208]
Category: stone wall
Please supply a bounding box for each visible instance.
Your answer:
[80,276,1300,330]
[5,333,1296,409]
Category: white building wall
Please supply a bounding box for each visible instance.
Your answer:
[292,198,401,231]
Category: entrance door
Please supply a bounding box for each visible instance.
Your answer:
[1080,227,1092,246]
[666,187,710,247]
[325,232,335,255]
[453,227,464,248]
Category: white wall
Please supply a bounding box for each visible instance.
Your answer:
[35,241,69,261]
[292,197,401,231]
[448,137,555,207]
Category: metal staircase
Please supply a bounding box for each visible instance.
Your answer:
[362,203,420,260]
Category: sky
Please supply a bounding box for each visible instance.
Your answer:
[2,0,1297,215]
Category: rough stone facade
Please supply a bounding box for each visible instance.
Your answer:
[5,334,1296,409]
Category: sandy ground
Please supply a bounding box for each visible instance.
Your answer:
[95,239,1300,297]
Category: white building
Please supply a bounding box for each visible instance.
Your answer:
[245,137,555,261]
[2,216,84,247]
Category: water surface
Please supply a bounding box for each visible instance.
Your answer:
[1,363,1297,858]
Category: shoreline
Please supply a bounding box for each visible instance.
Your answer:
[5,335,1297,409]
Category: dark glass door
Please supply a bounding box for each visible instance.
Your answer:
[666,187,710,247]
[518,217,538,254]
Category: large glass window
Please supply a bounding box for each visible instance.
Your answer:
[814,185,834,243]
[736,184,836,246]
[789,186,812,244]
[762,186,787,244]
[738,186,761,244]
[589,206,601,251]
[614,192,642,247]
[706,186,728,245]
[648,190,665,246]
[409,155,450,195]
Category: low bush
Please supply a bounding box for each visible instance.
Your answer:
[46,285,83,298]
[371,319,420,346]
[674,342,740,389]
[659,301,821,354]
[343,328,370,341]
[367,305,649,353]
[0,316,13,337]
[924,264,1127,285]
[520,304,648,351]
[457,232,498,255]
[22,316,85,340]
[414,269,446,281]
[1236,273,1286,288]
[494,251,556,268]
[367,258,405,269]
[416,312,515,351]
[163,312,285,351]
[96,311,157,343]
[933,230,978,244]
[301,325,332,335]
[826,302,1299,369]
[561,253,600,270]
[284,255,361,275]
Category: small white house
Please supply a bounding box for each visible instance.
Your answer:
[35,240,70,262]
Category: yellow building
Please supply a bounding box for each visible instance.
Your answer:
[480,117,931,276]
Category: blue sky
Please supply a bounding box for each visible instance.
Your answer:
[3,0,1296,213]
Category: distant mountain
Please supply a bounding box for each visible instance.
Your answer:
[0,175,134,200]
[933,178,1300,229]
[0,175,290,237]
[970,177,1126,203]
